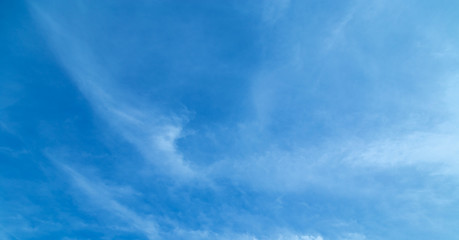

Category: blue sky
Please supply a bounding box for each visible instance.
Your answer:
[2,0,459,239]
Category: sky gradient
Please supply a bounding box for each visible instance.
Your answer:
[2,0,459,239]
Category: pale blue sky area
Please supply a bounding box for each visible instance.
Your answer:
[2,1,459,239]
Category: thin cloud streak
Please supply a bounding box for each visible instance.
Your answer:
[49,156,159,240]
[30,4,196,180]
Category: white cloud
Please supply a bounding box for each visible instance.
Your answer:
[169,228,324,240]
[212,73,459,193]
[277,234,323,240]
[30,3,196,180]
[338,233,366,240]
[26,2,459,239]
[235,0,459,194]
[323,5,356,52]
[262,0,291,24]
[50,158,158,240]
[170,228,260,240]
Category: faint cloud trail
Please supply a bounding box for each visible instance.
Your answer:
[48,156,159,240]
[30,3,196,180]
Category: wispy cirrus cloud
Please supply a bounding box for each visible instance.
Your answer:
[30,3,196,180]
[262,0,290,24]
[13,1,459,239]
[47,152,158,239]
